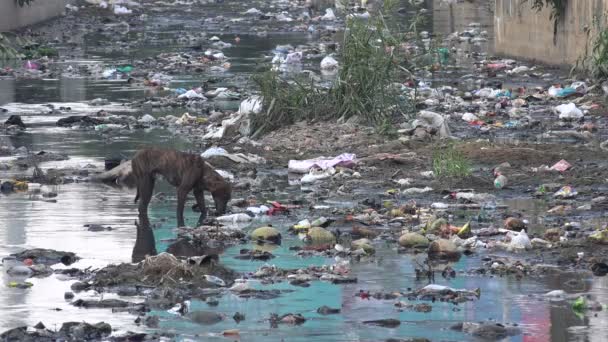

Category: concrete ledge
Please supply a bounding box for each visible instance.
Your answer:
[494,0,606,65]
[0,0,67,32]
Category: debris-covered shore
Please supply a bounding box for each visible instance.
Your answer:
[2,0,608,341]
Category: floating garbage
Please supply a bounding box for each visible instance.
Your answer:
[321,8,337,21]
[320,56,339,70]
[554,186,577,199]
[138,114,155,123]
[554,103,583,120]
[238,96,263,115]
[113,5,132,15]
[301,167,336,184]
[550,159,572,172]
[244,8,262,15]
[178,90,206,100]
[284,51,303,64]
[418,284,481,298]
[251,226,282,244]
[288,154,356,174]
[461,112,478,122]
[116,65,133,73]
[23,60,40,70]
[216,213,253,224]
[503,229,532,251]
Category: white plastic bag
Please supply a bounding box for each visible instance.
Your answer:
[320,56,339,70]
[321,8,337,21]
[554,103,583,120]
[238,96,263,115]
[508,229,531,250]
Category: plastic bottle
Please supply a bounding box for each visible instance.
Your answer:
[494,174,508,189]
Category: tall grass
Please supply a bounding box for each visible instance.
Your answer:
[575,14,608,79]
[250,1,421,136]
[250,70,335,136]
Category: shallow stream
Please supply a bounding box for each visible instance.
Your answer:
[1,1,607,341]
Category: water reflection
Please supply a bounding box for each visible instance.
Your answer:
[132,222,157,263]
[2,1,608,340]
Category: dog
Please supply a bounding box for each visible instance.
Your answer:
[131,147,231,228]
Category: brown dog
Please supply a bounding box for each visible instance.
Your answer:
[132,147,231,227]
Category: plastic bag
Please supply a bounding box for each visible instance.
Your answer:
[238,96,263,115]
[321,8,337,21]
[320,56,339,70]
[508,229,531,250]
[554,103,583,120]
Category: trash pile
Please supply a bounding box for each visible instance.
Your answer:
[2,0,608,340]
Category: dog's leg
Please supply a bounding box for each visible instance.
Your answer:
[176,185,189,227]
[137,176,155,228]
[194,186,206,225]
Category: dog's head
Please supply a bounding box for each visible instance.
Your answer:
[211,181,232,215]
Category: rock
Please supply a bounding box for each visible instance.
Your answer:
[351,238,375,255]
[0,327,29,341]
[1,181,14,192]
[166,239,215,257]
[317,305,341,315]
[72,299,131,308]
[233,312,245,323]
[305,227,336,244]
[29,264,53,277]
[413,303,432,312]
[187,311,225,325]
[451,322,521,339]
[11,248,78,265]
[56,115,103,127]
[398,232,430,248]
[222,329,240,337]
[272,313,306,325]
[138,114,156,123]
[352,226,379,239]
[290,279,310,287]
[6,265,33,277]
[363,318,401,328]
[5,115,26,129]
[471,324,509,339]
[235,249,274,261]
[59,322,112,340]
[591,262,608,277]
[70,281,91,292]
[544,228,561,242]
[251,226,282,244]
[144,315,160,328]
[84,224,112,232]
[428,239,461,261]
[427,218,448,234]
[504,217,526,230]
[64,292,75,300]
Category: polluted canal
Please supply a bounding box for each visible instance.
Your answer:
[1,0,608,341]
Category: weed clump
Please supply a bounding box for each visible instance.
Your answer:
[432,144,472,179]
[575,14,608,80]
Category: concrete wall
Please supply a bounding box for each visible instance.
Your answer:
[494,0,607,65]
[0,0,67,32]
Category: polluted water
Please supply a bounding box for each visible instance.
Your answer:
[1,0,608,341]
